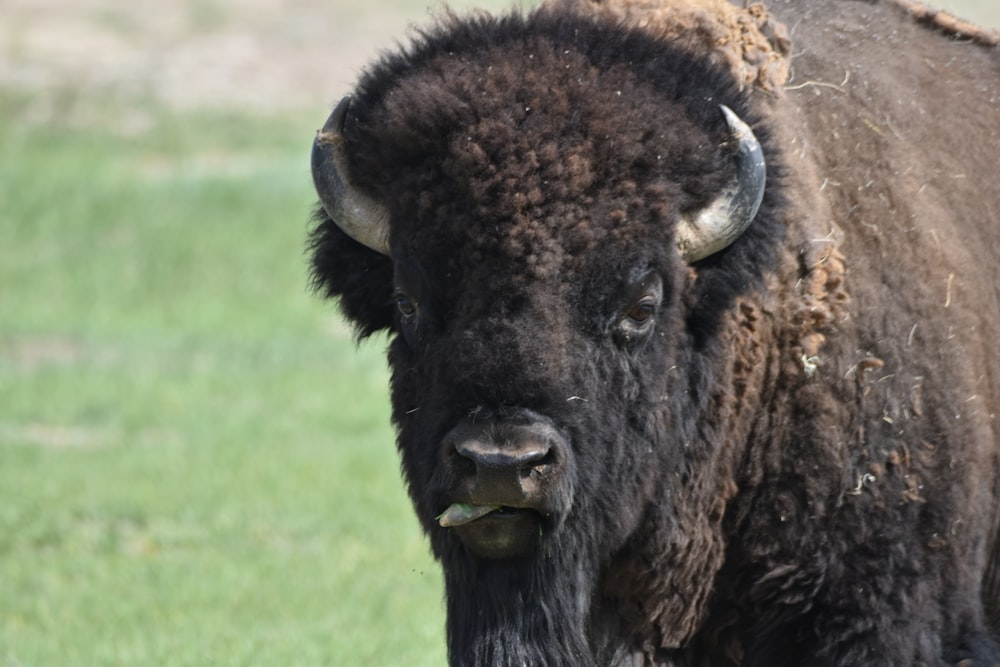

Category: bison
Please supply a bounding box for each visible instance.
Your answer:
[308,0,1000,664]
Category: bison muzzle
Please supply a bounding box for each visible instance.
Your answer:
[438,411,571,559]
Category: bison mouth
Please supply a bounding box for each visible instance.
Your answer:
[438,502,544,559]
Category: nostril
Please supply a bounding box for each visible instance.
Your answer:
[449,444,478,477]
[529,447,559,474]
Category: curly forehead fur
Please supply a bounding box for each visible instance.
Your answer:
[312,8,783,339]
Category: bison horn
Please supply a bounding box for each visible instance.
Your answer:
[312,96,392,255]
[675,105,767,263]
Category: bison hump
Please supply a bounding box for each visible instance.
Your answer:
[543,0,792,92]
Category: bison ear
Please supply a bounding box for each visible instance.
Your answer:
[309,208,395,338]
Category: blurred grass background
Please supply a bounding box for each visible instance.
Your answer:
[0,107,436,665]
[0,0,996,665]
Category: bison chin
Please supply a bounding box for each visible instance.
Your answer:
[440,532,602,667]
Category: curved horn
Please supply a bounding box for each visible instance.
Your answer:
[675,105,767,263]
[312,96,391,256]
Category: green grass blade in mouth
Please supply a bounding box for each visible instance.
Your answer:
[436,503,501,528]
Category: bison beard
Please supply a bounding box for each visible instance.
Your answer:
[308,0,1000,665]
[442,541,596,665]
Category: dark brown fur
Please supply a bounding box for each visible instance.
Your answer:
[309,1,1000,664]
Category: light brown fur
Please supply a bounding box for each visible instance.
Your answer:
[891,0,1000,46]
[544,0,792,91]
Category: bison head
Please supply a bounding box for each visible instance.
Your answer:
[310,10,777,666]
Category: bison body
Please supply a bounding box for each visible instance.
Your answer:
[309,0,1000,664]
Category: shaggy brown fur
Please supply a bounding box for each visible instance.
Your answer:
[309,0,1000,665]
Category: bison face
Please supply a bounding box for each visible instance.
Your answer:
[308,13,772,664]
[389,258,676,564]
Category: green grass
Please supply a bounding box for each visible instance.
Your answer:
[0,99,445,665]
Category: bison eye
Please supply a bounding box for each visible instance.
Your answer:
[614,272,663,347]
[624,298,657,326]
[394,291,418,320]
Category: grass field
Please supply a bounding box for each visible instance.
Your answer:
[0,99,446,665]
[1,1,997,665]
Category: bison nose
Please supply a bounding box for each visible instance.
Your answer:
[447,418,568,507]
[455,439,552,472]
